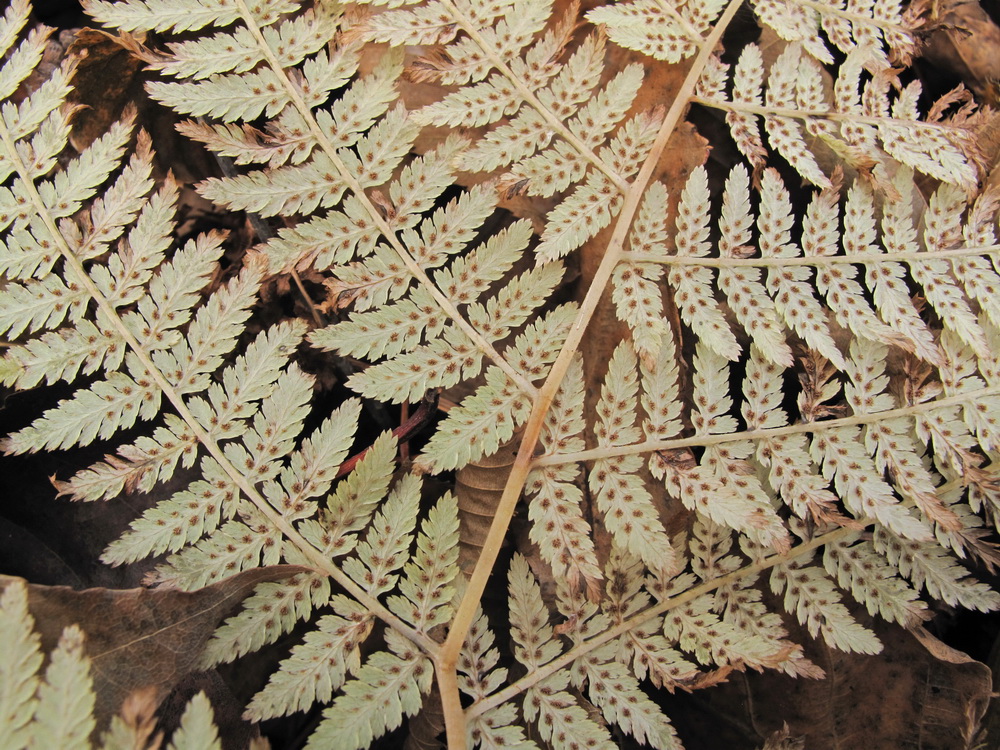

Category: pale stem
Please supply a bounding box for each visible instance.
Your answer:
[691,97,973,136]
[436,1,748,747]
[533,384,1000,467]
[624,243,1000,266]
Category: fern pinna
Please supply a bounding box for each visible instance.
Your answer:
[2,0,999,746]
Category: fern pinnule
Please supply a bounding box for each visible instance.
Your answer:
[770,555,883,654]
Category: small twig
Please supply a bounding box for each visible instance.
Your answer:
[334,391,439,479]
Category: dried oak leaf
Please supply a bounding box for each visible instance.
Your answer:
[0,565,310,732]
[743,617,992,750]
[922,0,1000,107]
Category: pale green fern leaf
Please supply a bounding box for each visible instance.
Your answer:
[916,180,990,356]
[459,612,539,750]
[246,595,373,721]
[84,0,295,33]
[753,0,834,63]
[421,302,576,468]
[640,325,682,442]
[200,572,331,667]
[764,44,832,188]
[31,625,96,749]
[166,692,221,750]
[95,319,307,561]
[612,179,667,364]
[874,527,1000,612]
[604,550,699,689]
[100,458,239,564]
[148,519,276,590]
[696,40,976,190]
[297,431,398,558]
[590,341,677,577]
[315,219,527,358]
[0,581,42,747]
[759,168,844,368]
[0,25,48,108]
[270,398,364,515]
[153,8,336,81]
[526,355,602,590]
[199,151,350,215]
[556,582,681,749]
[305,629,433,750]
[458,611,507,702]
[659,589,777,668]
[813,180,903,349]
[688,345,789,551]
[770,558,881,654]
[717,164,790,366]
[0,580,223,750]
[508,554,561,669]
[536,111,659,261]
[6,1,1000,748]
[669,166,740,360]
[3,367,160,452]
[0,0,30,63]
[343,473,421,596]
[387,492,460,631]
[724,46,768,172]
[508,554,615,749]
[741,348,841,525]
[54,413,196,503]
[812,426,930,540]
[823,535,927,627]
[345,328,484,403]
[844,338,957,528]
[586,0,705,63]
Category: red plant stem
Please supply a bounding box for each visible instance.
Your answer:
[333,391,439,478]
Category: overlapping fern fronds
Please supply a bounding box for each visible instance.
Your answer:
[3,0,1000,747]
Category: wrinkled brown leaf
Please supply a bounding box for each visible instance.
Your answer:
[742,617,992,749]
[923,0,1000,107]
[65,28,145,151]
[0,565,310,732]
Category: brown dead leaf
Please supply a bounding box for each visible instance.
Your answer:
[0,565,310,732]
[65,28,145,151]
[923,0,1000,107]
[740,617,992,750]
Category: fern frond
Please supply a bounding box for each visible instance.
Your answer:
[5,1,1000,748]
[591,342,677,576]
[166,692,222,750]
[387,492,461,632]
[822,535,927,627]
[246,594,372,720]
[770,558,882,654]
[696,41,978,190]
[305,629,433,750]
[0,580,42,747]
[199,572,331,668]
[343,473,422,596]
